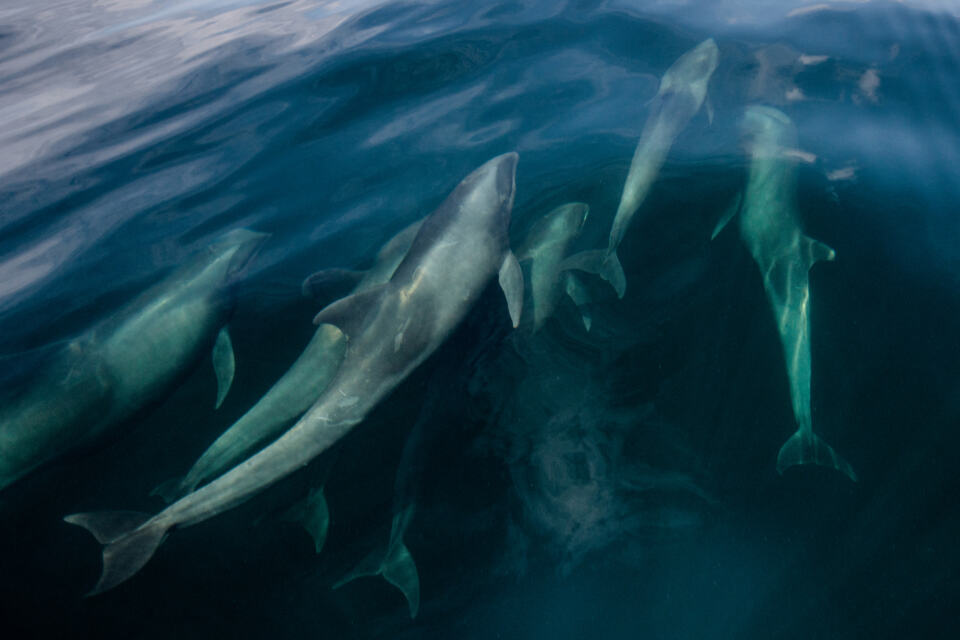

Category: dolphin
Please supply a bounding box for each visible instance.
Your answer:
[330,352,455,619]
[153,218,425,502]
[0,229,267,493]
[65,152,524,595]
[517,202,592,332]
[565,38,719,298]
[714,105,856,481]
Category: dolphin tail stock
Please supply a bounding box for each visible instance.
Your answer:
[212,327,235,410]
[560,249,626,298]
[63,511,169,595]
[776,429,857,482]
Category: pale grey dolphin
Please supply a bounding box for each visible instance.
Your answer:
[565,38,719,298]
[517,202,592,332]
[65,152,524,595]
[0,229,267,493]
[714,105,856,481]
[153,219,425,502]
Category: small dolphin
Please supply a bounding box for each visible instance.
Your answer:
[714,105,856,481]
[566,38,719,298]
[153,219,425,502]
[66,152,524,595]
[0,229,267,493]
[517,202,592,332]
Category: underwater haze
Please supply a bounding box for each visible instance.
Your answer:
[1,0,959,638]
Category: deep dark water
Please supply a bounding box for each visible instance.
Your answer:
[2,0,960,638]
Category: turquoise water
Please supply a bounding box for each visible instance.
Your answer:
[1,1,959,637]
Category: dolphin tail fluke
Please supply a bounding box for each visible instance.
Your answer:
[333,540,421,619]
[63,511,168,595]
[212,327,235,410]
[560,250,626,298]
[149,476,187,504]
[381,540,421,618]
[776,430,857,482]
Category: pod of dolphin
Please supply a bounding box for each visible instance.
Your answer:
[0,37,858,609]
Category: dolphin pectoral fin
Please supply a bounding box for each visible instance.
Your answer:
[294,486,330,554]
[560,250,625,298]
[564,272,592,332]
[64,511,169,596]
[802,235,836,268]
[711,192,742,240]
[381,540,421,618]
[150,476,186,504]
[212,328,235,410]
[777,429,857,482]
[499,251,524,328]
[312,285,386,339]
[705,94,715,125]
[301,268,366,302]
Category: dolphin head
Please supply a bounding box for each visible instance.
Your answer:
[740,105,797,156]
[660,38,719,96]
[456,151,519,232]
[205,228,270,284]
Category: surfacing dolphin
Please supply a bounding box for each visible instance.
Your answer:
[566,38,719,298]
[518,202,592,332]
[153,218,425,502]
[66,152,524,595]
[0,229,266,493]
[714,105,856,481]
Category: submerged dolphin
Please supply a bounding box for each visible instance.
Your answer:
[0,229,267,493]
[567,38,719,298]
[66,152,524,594]
[154,219,425,502]
[714,106,856,481]
[333,505,419,618]
[517,202,592,332]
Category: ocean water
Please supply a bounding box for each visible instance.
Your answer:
[1,0,959,638]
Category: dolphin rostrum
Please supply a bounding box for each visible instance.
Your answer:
[66,152,524,594]
[714,105,856,481]
[566,38,719,298]
[517,202,592,332]
[0,229,267,493]
[153,219,425,502]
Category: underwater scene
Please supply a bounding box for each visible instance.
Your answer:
[1,0,959,637]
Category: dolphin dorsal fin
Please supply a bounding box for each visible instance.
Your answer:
[312,285,386,339]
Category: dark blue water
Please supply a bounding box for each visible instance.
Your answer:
[2,1,959,638]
